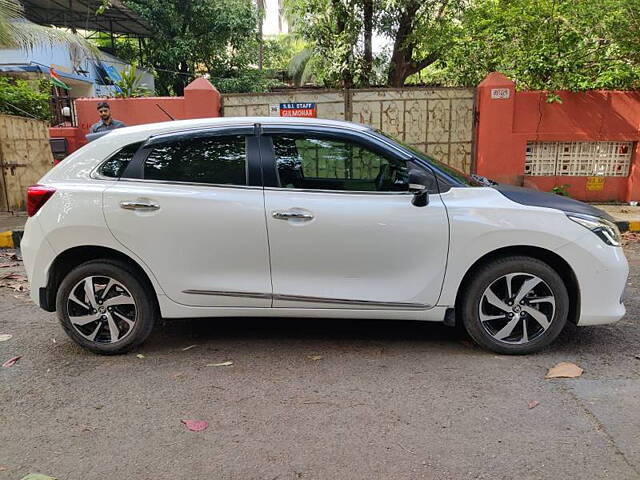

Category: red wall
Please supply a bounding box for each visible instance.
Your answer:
[475,72,640,202]
[50,77,221,155]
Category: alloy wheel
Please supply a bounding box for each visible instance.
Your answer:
[479,272,556,345]
[66,276,137,343]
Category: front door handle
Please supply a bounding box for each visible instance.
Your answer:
[120,200,160,211]
[272,210,314,221]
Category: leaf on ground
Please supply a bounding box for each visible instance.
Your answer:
[182,345,197,351]
[181,419,209,432]
[21,474,58,480]
[527,400,540,409]
[0,334,12,342]
[545,362,583,379]
[635,354,640,360]
[206,361,233,367]
[2,355,21,368]
[136,354,145,359]
[308,355,322,361]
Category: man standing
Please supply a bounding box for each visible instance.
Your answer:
[90,102,126,133]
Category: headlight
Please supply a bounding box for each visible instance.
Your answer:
[567,214,622,246]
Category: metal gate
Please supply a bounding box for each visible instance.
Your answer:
[0,114,54,212]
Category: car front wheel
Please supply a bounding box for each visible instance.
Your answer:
[56,259,156,354]
[460,256,569,354]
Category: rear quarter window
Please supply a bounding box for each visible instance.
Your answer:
[99,142,142,178]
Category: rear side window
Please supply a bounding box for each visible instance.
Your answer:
[143,135,246,185]
[99,142,142,178]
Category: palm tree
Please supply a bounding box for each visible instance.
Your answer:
[0,0,95,54]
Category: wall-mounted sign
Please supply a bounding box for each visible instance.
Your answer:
[490,88,510,99]
[586,176,605,191]
[270,103,317,118]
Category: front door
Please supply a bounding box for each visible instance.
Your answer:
[260,129,449,309]
[103,129,272,307]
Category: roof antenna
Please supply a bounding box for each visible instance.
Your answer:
[156,103,175,121]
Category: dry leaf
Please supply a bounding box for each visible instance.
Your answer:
[308,355,322,361]
[527,400,540,409]
[635,354,640,360]
[182,345,197,351]
[20,474,58,480]
[0,334,12,342]
[206,361,233,367]
[181,419,209,432]
[545,362,583,379]
[2,355,21,368]
[136,354,145,359]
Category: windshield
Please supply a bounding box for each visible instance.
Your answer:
[373,129,485,187]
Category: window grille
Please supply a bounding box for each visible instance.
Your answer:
[524,141,632,177]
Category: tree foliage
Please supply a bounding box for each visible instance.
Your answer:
[432,0,640,91]
[122,0,270,95]
[0,77,50,120]
[285,0,640,91]
[285,0,466,88]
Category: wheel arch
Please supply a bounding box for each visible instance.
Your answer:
[40,245,160,312]
[453,245,580,326]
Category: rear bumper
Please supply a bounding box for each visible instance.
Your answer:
[22,217,57,309]
[556,236,628,326]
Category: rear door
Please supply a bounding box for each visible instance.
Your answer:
[260,126,450,309]
[102,127,272,307]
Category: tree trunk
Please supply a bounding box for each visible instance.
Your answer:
[257,0,265,70]
[363,0,373,85]
[387,1,417,87]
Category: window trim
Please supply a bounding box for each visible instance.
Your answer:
[260,126,420,194]
[91,142,144,181]
[121,126,258,187]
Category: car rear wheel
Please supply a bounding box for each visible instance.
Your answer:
[56,260,156,354]
[460,256,569,354]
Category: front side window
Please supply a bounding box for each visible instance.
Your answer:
[99,142,142,178]
[143,135,246,185]
[271,135,409,192]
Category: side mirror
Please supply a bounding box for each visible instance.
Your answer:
[408,169,430,207]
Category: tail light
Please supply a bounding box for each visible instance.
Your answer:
[27,185,56,217]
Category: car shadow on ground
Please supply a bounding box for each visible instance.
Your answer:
[131,315,635,357]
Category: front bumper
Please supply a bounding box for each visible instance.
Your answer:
[556,233,628,326]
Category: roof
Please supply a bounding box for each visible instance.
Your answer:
[101,116,372,142]
[22,0,151,36]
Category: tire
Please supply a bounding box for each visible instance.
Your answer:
[460,255,569,355]
[56,259,157,355]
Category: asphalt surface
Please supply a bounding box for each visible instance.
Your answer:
[1,243,639,480]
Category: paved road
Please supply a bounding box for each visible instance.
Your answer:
[1,243,639,480]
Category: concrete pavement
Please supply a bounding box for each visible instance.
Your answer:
[0,241,639,479]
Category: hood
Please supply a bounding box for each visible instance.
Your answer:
[493,184,615,222]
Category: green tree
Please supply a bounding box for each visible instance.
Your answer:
[0,77,50,120]
[123,0,263,95]
[433,0,640,91]
[285,0,467,88]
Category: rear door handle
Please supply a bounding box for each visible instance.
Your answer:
[120,200,160,211]
[272,210,314,221]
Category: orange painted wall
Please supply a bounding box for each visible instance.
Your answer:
[475,73,640,202]
[49,77,221,153]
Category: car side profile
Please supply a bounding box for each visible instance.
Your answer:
[22,117,628,355]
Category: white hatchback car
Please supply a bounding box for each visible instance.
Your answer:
[22,117,628,355]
